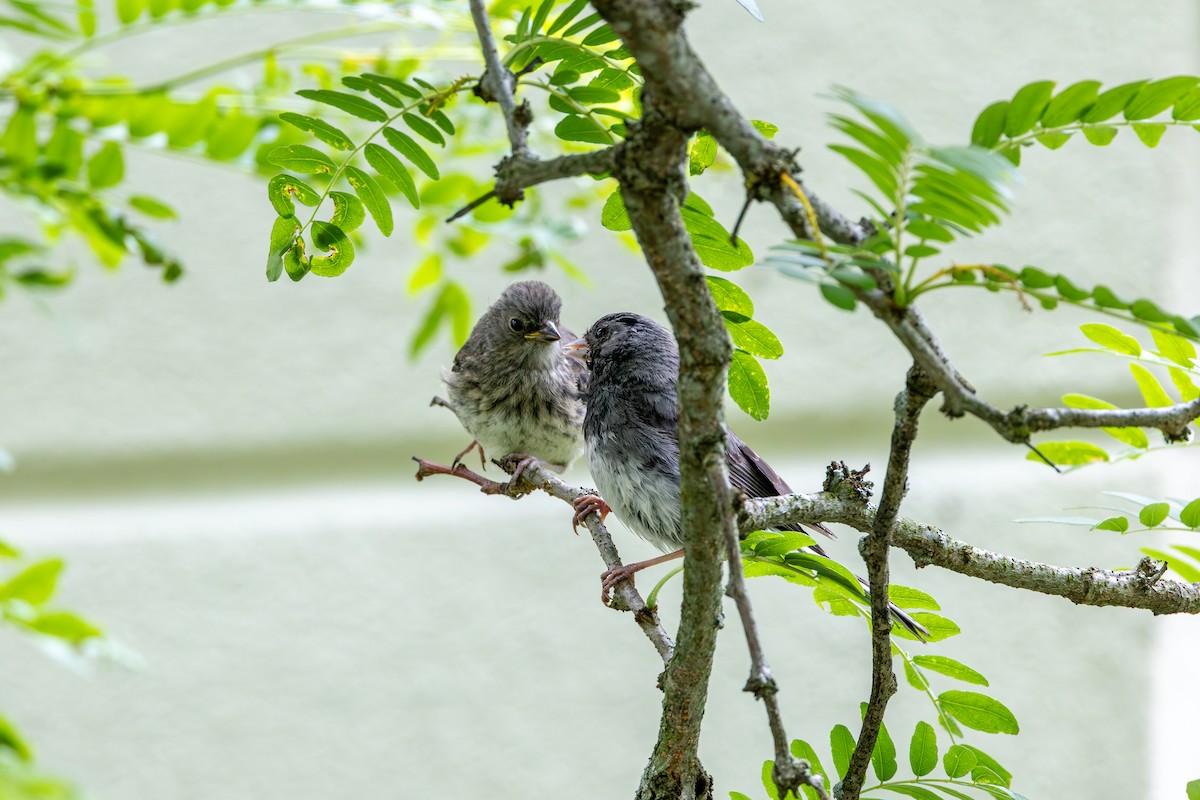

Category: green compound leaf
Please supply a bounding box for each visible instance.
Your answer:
[888,584,940,610]
[0,714,33,761]
[129,195,176,219]
[729,349,769,420]
[820,282,858,311]
[1083,80,1148,123]
[0,558,64,604]
[959,745,1012,787]
[860,705,897,782]
[309,220,355,277]
[329,191,365,233]
[1004,80,1055,137]
[403,112,447,146]
[28,610,102,643]
[364,142,419,209]
[342,75,404,107]
[903,612,960,642]
[296,88,388,122]
[555,114,613,144]
[266,215,299,282]
[707,276,754,317]
[87,140,124,189]
[382,127,440,180]
[1079,322,1141,355]
[908,720,938,777]
[911,655,989,686]
[1125,76,1199,120]
[830,724,854,779]
[1094,515,1131,533]
[267,174,320,218]
[1180,498,1200,529]
[1041,80,1102,127]
[1151,328,1197,367]
[1139,502,1171,528]
[278,112,354,151]
[267,144,335,174]
[601,190,631,231]
[943,744,977,778]
[1130,363,1175,407]
[724,316,783,359]
[937,691,1020,735]
[344,162,394,236]
[689,129,718,175]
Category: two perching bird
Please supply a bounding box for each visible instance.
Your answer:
[445,280,926,639]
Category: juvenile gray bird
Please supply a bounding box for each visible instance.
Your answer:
[569,312,927,640]
[444,281,587,480]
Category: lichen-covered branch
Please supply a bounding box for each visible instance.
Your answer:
[742,491,1200,615]
[839,368,935,800]
[611,116,725,800]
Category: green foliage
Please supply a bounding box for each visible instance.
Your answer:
[0,536,123,797]
[1029,324,1200,468]
[974,77,1200,163]
[735,726,1026,800]
[769,87,1017,308]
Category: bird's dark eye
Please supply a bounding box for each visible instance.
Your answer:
[509,318,523,333]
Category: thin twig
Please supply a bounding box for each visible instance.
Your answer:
[445,190,498,223]
[724,509,826,799]
[840,366,935,800]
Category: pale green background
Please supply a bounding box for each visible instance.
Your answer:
[1,2,1199,798]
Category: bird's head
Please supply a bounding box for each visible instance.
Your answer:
[490,281,565,351]
[567,312,677,380]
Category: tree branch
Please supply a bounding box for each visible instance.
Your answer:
[610,113,724,799]
[839,368,935,800]
[414,456,675,663]
[856,290,1200,441]
[467,0,528,154]
[724,507,829,800]
[742,491,1200,615]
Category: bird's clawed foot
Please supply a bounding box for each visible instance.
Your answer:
[571,493,611,533]
[600,563,638,607]
[451,439,487,471]
[496,453,541,497]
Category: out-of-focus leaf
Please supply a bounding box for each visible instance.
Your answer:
[278,112,354,151]
[296,89,388,122]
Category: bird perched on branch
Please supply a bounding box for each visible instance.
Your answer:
[567,312,927,640]
[444,281,587,482]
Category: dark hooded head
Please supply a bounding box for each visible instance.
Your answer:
[580,312,678,386]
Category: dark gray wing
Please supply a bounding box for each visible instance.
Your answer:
[726,429,835,539]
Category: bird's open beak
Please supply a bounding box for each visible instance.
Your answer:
[525,320,561,343]
[562,337,590,360]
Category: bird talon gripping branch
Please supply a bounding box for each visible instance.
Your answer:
[571,493,611,533]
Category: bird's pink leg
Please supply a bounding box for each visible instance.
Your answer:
[451,439,487,471]
[601,549,684,606]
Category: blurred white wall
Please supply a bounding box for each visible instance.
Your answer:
[1,1,1199,798]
